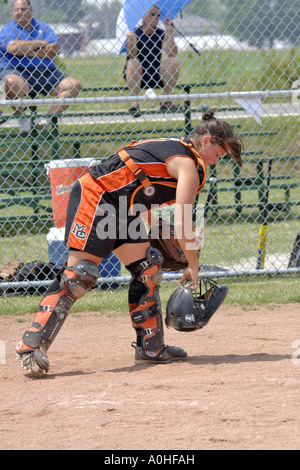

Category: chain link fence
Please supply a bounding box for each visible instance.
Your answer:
[0,0,299,295]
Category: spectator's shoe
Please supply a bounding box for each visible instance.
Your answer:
[18,117,32,135]
[33,117,51,133]
[132,342,187,365]
[127,106,141,118]
[16,339,49,377]
[160,102,181,112]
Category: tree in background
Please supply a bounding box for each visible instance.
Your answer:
[221,0,300,48]
[185,0,226,24]
[1,0,299,47]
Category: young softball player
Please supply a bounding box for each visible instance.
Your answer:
[16,110,243,376]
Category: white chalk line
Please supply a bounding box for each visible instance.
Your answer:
[56,393,200,409]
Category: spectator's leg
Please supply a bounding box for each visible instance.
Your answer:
[160,57,181,111]
[126,58,142,109]
[3,72,32,133]
[49,76,82,113]
[3,72,30,115]
[160,56,180,95]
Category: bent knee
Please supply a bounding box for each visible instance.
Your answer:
[71,78,82,93]
[3,73,28,90]
[126,57,142,73]
[61,260,99,300]
[127,57,141,66]
[57,76,82,94]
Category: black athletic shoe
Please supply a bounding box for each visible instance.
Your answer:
[132,342,187,364]
[127,106,141,118]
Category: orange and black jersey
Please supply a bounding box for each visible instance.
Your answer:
[66,138,206,257]
[88,138,206,211]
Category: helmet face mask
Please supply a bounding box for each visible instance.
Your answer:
[165,277,229,332]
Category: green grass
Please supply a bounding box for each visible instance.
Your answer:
[1,275,299,317]
[61,46,300,92]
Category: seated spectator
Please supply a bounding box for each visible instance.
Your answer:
[0,0,81,134]
[124,5,180,116]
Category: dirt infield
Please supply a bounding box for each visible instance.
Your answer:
[0,303,299,450]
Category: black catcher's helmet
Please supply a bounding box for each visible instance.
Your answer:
[165,277,229,332]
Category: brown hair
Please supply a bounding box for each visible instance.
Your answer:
[191,109,243,167]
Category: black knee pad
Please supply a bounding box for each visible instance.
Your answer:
[61,261,99,300]
[126,246,163,308]
[126,247,163,283]
[126,247,164,351]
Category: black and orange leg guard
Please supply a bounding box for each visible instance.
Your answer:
[126,247,165,358]
[16,261,99,376]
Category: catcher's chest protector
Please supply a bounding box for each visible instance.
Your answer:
[115,139,206,215]
[126,247,165,355]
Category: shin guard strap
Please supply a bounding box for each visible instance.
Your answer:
[23,295,73,349]
[127,247,164,353]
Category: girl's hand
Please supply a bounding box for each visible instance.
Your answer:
[180,264,199,289]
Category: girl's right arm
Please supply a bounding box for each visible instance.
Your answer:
[167,156,200,287]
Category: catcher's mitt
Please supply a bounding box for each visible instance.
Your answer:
[148,218,188,271]
[0,260,24,282]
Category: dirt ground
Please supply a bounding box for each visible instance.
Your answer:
[0,303,299,451]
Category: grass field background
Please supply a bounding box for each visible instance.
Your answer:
[60,46,300,92]
[1,275,299,317]
[0,48,299,315]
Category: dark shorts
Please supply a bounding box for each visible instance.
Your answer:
[141,70,164,90]
[65,173,149,259]
[123,65,164,90]
[0,67,66,96]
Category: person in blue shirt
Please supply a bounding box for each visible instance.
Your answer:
[0,0,81,133]
[124,5,181,116]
